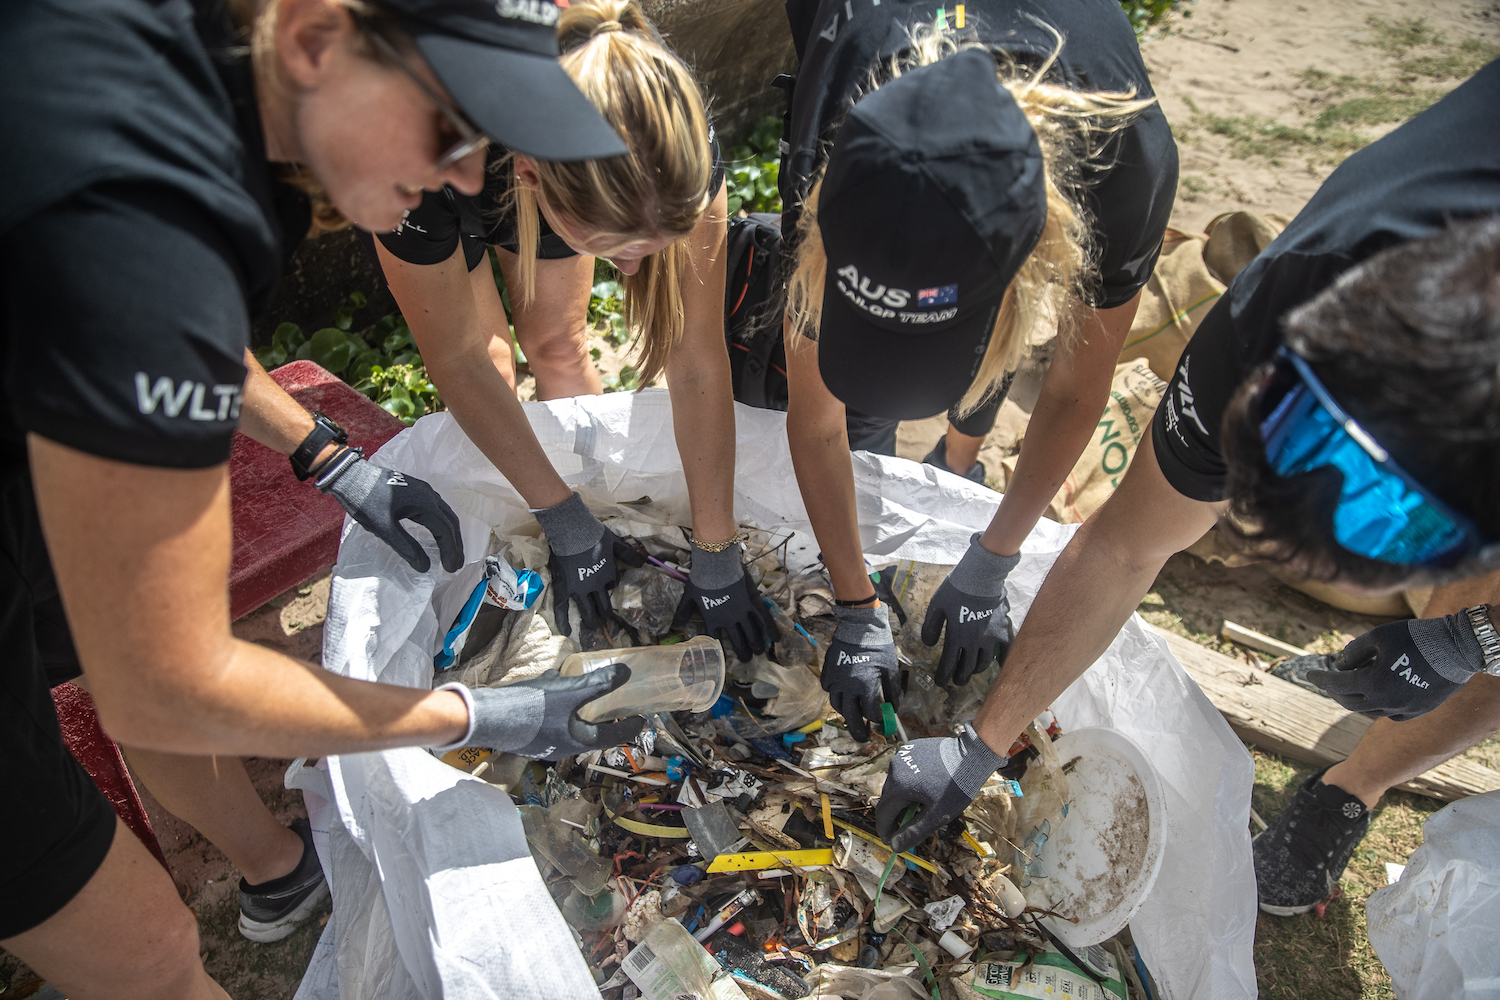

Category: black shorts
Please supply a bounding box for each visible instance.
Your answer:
[0,466,117,939]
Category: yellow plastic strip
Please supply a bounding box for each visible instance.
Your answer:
[707,849,834,873]
[605,807,694,839]
[830,817,939,875]
[796,718,826,735]
[820,793,834,840]
[961,830,992,857]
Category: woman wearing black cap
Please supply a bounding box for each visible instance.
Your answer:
[367,0,779,662]
[776,0,1177,740]
[0,0,642,993]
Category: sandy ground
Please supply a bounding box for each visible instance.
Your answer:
[3,3,1497,998]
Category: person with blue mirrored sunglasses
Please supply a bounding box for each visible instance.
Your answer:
[874,59,1500,921]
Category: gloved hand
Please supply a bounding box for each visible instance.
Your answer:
[446,664,645,761]
[673,542,779,661]
[821,603,899,742]
[875,724,1008,854]
[1309,612,1485,721]
[533,492,643,636]
[315,447,463,574]
[921,534,1019,688]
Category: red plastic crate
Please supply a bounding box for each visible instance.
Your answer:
[228,360,407,620]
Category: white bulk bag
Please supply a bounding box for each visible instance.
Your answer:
[293,389,1256,1000]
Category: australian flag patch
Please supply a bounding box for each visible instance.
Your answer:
[917,284,958,307]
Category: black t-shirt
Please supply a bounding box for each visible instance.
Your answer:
[371,125,727,271]
[0,0,306,471]
[780,0,1178,309]
[1152,59,1500,503]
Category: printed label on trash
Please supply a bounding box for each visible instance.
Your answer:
[484,554,543,611]
[971,950,1125,1000]
[621,923,748,1000]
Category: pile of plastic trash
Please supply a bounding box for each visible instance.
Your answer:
[293,394,1257,1000]
[428,523,1161,1000]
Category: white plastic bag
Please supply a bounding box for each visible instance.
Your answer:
[300,390,1255,1000]
[1366,789,1500,999]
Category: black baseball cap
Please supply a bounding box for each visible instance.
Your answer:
[370,0,628,161]
[815,49,1046,419]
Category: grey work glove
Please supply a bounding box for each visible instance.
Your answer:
[315,447,463,574]
[1310,613,1485,721]
[534,492,643,636]
[875,724,1008,854]
[821,603,899,742]
[453,665,645,761]
[922,534,1019,688]
[673,544,779,662]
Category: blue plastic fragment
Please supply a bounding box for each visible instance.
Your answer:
[904,859,918,871]
[782,731,807,748]
[749,736,794,761]
[710,694,737,719]
[434,578,488,669]
[665,755,688,781]
[671,864,704,886]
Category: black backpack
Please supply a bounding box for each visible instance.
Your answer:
[724,213,789,412]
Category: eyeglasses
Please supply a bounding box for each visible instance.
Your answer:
[363,28,490,172]
[1259,346,1485,567]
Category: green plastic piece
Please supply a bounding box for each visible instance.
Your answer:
[882,702,898,737]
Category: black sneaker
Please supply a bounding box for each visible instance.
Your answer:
[1252,766,1370,916]
[922,437,987,485]
[238,817,329,942]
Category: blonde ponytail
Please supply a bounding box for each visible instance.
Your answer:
[504,0,713,385]
[785,19,1157,416]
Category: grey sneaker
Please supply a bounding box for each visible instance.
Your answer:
[922,437,986,484]
[1252,766,1370,916]
[238,818,329,943]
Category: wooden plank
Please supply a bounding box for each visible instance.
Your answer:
[1221,619,1311,659]
[1151,626,1500,803]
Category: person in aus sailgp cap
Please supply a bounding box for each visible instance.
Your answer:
[0,0,644,994]
[775,0,1177,742]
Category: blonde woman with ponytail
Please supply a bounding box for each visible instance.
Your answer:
[770,0,1178,749]
[369,0,779,658]
[0,0,635,993]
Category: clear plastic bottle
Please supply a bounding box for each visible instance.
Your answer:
[559,635,725,723]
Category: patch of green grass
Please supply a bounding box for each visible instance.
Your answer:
[1178,173,1209,202]
[1190,19,1496,171]
[1312,92,1440,130]
[1182,96,1368,165]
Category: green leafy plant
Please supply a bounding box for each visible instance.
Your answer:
[588,261,630,348]
[253,293,440,425]
[1119,0,1189,36]
[724,116,783,216]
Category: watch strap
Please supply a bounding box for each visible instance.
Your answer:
[1464,605,1500,676]
[290,412,350,481]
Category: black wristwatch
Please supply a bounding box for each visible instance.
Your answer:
[289,412,349,481]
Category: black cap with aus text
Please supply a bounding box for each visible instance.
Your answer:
[815,49,1046,420]
[370,0,628,161]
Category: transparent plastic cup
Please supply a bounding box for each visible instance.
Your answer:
[559,635,725,723]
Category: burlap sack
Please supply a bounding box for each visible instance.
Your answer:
[999,359,1168,524]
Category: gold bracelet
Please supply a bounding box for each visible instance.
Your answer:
[690,531,746,553]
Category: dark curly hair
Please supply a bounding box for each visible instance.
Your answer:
[1219,213,1500,590]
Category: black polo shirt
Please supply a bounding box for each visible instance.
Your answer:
[1153,59,1500,502]
[0,0,306,472]
[780,0,1178,309]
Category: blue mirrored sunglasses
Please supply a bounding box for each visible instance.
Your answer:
[1259,347,1485,567]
